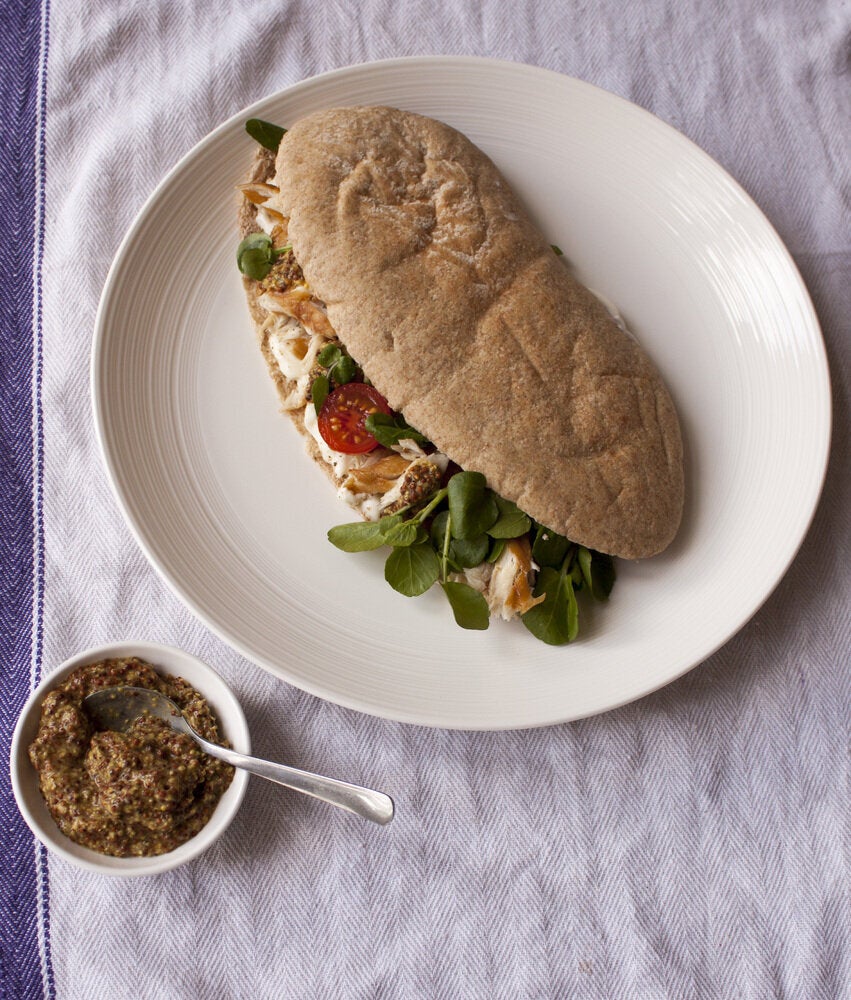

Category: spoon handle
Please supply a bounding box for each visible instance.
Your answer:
[193,736,394,825]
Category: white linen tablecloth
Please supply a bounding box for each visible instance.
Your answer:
[2,1,848,997]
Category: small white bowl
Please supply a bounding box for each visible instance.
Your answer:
[10,641,250,877]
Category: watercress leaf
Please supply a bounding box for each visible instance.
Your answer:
[376,426,428,447]
[364,411,394,433]
[317,343,341,368]
[441,582,490,630]
[364,412,429,448]
[588,549,616,601]
[531,524,571,569]
[245,118,287,152]
[430,509,450,550]
[487,495,532,539]
[312,374,330,415]
[237,232,272,254]
[487,537,506,563]
[563,574,579,641]
[521,567,572,645]
[413,526,430,545]
[385,543,440,597]
[450,534,489,568]
[447,472,499,539]
[327,520,389,552]
[240,250,274,280]
[379,518,420,548]
[236,232,274,279]
[333,354,358,386]
[577,546,593,591]
[444,555,464,575]
[395,419,429,444]
[551,244,564,256]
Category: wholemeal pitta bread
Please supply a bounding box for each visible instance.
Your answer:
[244,106,684,559]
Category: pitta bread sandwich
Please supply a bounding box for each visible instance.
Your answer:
[236,106,684,641]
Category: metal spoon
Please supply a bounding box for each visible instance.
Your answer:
[83,686,394,825]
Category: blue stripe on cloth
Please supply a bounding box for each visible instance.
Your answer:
[0,1,54,998]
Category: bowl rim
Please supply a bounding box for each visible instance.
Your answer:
[10,640,250,877]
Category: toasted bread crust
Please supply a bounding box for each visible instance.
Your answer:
[270,107,683,558]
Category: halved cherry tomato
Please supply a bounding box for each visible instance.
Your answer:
[317,383,392,454]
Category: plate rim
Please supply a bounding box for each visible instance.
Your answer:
[91,56,832,729]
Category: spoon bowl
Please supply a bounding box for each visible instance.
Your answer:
[84,686,395,825]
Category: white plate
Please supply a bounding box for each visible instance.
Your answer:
[92,57,830,730]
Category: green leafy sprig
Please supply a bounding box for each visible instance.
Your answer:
[311,343,362,414]
[328,472,533,633]
[245,118,287,152]
[520,525,615,645]
[520,553,580,645]
[363,412,430,448]
[236,233,292,281]
[327,471,614,641]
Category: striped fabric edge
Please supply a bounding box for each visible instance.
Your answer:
[0,1,55,998]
